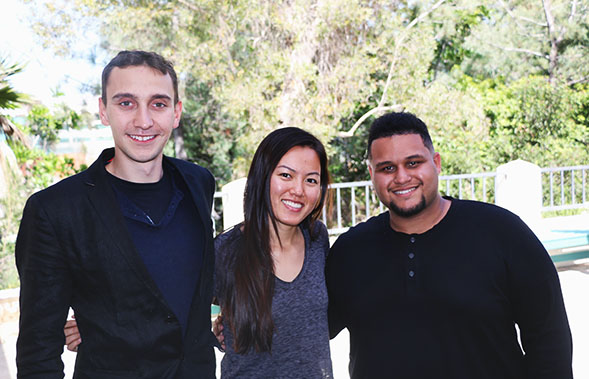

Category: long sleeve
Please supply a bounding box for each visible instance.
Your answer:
[507,218,573,378]
[326,237,347,340]
[15,195,72,379]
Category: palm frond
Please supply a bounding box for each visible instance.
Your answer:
[0,115,30,147]
[0,56,28,110]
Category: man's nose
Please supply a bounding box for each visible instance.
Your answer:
[394,167,411,183]
[135,106,154,128]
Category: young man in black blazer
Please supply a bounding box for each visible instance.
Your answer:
[16,50,217,379]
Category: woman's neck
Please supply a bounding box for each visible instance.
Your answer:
[269,223,305,282]
[269,223,301,252]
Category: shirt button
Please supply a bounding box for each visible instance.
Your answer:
[410,237,416,243]
[408,252,415,259]
[409,270,415,278]
[165,315,176,323]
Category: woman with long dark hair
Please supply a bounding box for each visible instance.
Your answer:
[214,127,332,378]
[64,127,333,378]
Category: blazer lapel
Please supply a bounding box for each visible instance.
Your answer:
[173,163,215,287]
[173,166,213,239]
[83,150,172,309]
[168,158,216,342]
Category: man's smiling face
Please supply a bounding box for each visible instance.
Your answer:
[99,65,182,172]
[368,133,441,218]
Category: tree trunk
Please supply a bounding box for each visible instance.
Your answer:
[278,1,318,126]
[173,127,188,160]
[542,0,560,83]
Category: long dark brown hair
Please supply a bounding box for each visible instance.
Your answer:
[223,127,330,354]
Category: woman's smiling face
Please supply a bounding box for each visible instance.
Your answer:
[269,146,322,229]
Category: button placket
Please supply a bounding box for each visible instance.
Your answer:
[408,236,416,279]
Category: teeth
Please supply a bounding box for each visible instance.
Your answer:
[395,188,415,195]
[130,135,155,142]
[283,200,302,209]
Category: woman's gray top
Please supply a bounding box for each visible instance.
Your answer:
[214,221,333,379]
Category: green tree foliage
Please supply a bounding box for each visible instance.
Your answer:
[463,0,589,84]
[429,4,490,79]
[0,56,28,289]
[22,0,589,187]
[26,104,81,149]
[180,78,247,180]
[0,55,86,288]
[570,83,589,147]
[475,76,589,166]
[0,136,81,289]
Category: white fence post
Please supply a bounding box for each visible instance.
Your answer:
[221,177,247,231]
[0,139,20,199]
[495,159,542,230]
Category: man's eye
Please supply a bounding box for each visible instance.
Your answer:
[119,101,133,107]
[153,102,167,108]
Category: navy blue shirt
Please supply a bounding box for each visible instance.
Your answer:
[108,163,204,335]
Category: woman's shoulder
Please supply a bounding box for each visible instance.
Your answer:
[310,219,328,234]
[214,224,243,257]
[307,220,329,257]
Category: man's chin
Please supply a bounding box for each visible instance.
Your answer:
[389,199,426,218]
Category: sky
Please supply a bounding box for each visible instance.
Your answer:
[1,0,101,114]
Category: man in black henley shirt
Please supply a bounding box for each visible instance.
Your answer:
[326,112,573,379]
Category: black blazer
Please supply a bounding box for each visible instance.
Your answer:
[16,148,217,379]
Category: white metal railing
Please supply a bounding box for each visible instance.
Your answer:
[211,165,589,236]
[439,172,497,204]
[541,165,589,211]
[321,172,497,235]
[321,180,381,236]
[212,172,499,236]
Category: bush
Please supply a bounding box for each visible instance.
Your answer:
[0,140,85,289]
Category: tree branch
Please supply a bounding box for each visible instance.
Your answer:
[337,105,404,138]
[486,41,549,59]
[542,0,557,38]
[217,14,238,76]
[568,0,578,23]
[542,0,564,81]
[176,0,202,13]
[378,0,447,107]
[339,0,447,138]
[498,0,547,28]
[567,76,589,86]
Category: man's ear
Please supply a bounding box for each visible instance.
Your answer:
[173,100,183,129]
[98,98,110,126]
[433,152,441,174]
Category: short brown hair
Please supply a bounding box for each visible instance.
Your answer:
[101,50,179,105]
